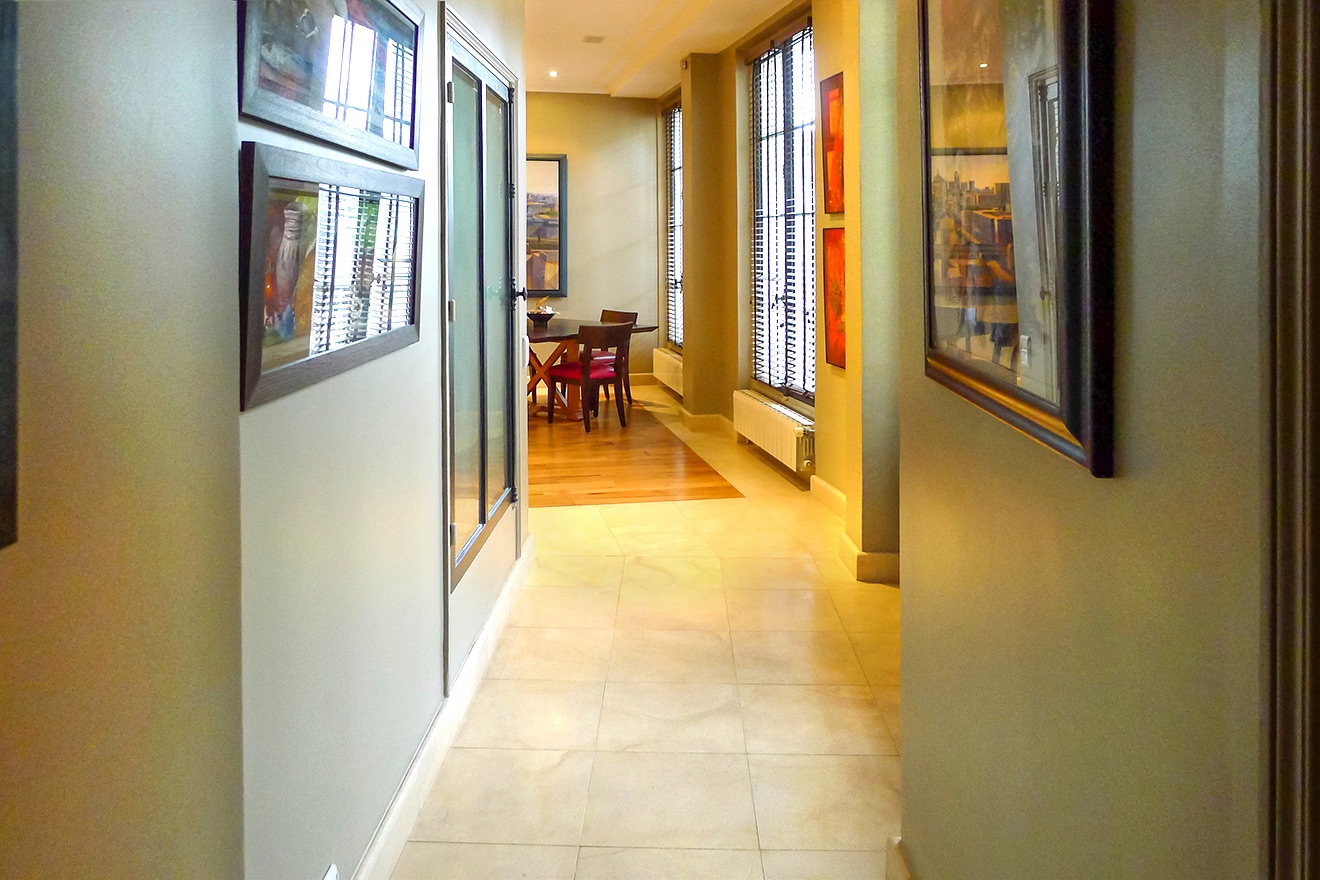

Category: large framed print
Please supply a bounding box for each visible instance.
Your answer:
[239,0,423,170]
[920,0,1114,476]
[0,1,15,548]
[526,154,568,298]
[823,227,846,368]
[239,142,423,410]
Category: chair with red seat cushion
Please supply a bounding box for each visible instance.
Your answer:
[595,309,639,405]
[547,321,633,432]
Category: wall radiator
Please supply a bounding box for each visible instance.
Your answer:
[653,347,683,395]
[732,389,815,474]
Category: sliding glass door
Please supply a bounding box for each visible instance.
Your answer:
[446,34,516,584]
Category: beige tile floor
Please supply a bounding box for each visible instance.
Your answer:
[394,387,902,880]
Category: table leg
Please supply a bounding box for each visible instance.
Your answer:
[528,341,571,416]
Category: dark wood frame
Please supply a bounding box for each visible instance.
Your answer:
[239,0,423,170]
[918,0,1114,477]
[1267,0,1318,875]
[526,153,568,299]
[239,141,423,410]
[819,71,845,214]
[0,1,15,549]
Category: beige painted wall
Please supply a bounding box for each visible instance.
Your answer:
[239,2,526,876]
[811,0,855,494]
[0,3,243,876]
[887,0,1265,876]
[680,52,744,417]
[526,92,661,373]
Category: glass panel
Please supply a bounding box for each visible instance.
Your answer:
[254,0,416,146]
[450,64,483,552]
[260,177,417,373]
[482,85,511,517]
[925,0,1060,404]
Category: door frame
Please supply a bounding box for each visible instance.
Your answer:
[1266,1,1318,875]
[438,5,522,692]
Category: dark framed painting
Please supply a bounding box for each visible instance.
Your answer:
[919,0,1114,476]
[239,0,423,170]
[239,142,424,410]
[819,72,845,214]
[823,227,845,369]
[0,0,15,548]
[526,154,567,298]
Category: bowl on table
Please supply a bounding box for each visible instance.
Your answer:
[527,310,555,326]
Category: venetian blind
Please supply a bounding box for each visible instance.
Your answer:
[310,184,417,355]
[750,25,816,401]
[664,104,684,348]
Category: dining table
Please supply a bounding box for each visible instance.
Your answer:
[527,316,658,420]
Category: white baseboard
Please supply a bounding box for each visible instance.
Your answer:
[809,474,847,518]
[840,530,900,585]
[887,837,914,880]
[353,536,537,880]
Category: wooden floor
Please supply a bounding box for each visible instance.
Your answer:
[526,397,743,508]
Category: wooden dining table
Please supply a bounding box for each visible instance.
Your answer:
[527,317,658,420]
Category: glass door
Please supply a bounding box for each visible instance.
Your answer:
[446,35,517,585]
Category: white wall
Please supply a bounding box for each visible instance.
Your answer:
[526,92,661,374]
[888,0,1265,876]
[238,1,525,876]
[0,3,243,875]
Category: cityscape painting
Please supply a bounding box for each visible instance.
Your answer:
[526,154,567,297]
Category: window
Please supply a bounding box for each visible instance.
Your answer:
[664,104,684,348]
[750,25,816,401]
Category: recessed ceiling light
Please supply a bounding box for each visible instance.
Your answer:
[548,70,559,78]
[583,35,605,44]
[979,62,989,69]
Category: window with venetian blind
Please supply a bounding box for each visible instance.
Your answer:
[750,25,816,402]
[664,104,684,348]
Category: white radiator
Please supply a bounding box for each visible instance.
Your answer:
[732,389,815,473]
[653,347,683,395]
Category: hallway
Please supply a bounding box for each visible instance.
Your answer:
[392,387,902,878]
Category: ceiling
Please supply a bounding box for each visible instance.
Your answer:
[524,0,802,98]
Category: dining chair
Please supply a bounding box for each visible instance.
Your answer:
[596,309,639,405]
[546,322,632,433]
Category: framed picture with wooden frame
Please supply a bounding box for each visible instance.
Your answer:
[239,0,424,170]
[919,0,1114,476]
[0,0,15,548]
[239,142,424,410]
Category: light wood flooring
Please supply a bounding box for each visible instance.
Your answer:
[526,390,743,508]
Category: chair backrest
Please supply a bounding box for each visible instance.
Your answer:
[577,321,633,378]
[600,309,639,324]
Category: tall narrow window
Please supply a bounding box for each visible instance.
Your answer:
[664,104,684,348]
[750,26,816,401]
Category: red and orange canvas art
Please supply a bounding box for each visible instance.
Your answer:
[820,72,844,214]
[823,227,845,369]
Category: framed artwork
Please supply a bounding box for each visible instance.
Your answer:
[239,0,423,170]
[819,72,845,214]
[919,0,1113,476]
[239,142,424,410]
[526,154,567,298]
[0,1,14,548]
[823,227,845,369]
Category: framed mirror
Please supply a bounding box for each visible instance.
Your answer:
[919,0,1113,476]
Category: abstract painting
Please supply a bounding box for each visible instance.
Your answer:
[823,227,845,369]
